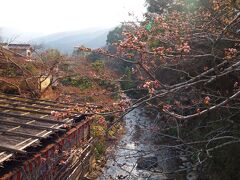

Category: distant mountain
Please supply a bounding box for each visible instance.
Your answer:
[30,28,112,54]
[0,27,44,43]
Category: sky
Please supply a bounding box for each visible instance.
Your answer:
[0,0,146,35]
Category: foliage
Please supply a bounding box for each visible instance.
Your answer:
[145,0,200,14]
[97,79,117,90]
[0,64,22,77]
[82,0,240,178]
[90,115,107,159]
[92,60,105,73]
[106,26,124,47]
[40,48,61,62]
[24,63,38,74]
[94,141,107,159]
[96,79,120,99]
[61,76,93,89]
[91,114,123,160]
[105,25,134,74]
[87,51,104,62]
[120,67,135,90]
[145,0,176,14]
[59,63,70,71]
[0,82,19,94]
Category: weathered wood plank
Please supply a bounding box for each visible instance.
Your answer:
[0,111,67,124]
[0,145,26,154]
[0,119,66,132]
[0,129,46,139]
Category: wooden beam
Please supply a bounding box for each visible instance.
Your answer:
[0,94,71,108]
[0,119,66,132]
[0,129,46,139]
[0,145,26,154]
[0,100,69,113]
[0,93,77,106]
[0,112,66,124]
[0,105,52,115]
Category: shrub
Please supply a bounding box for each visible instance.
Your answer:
[61,76,92,89]
[92,60,105,73]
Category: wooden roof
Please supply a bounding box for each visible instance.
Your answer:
[0,43,31,49]
[0,45,28,62]
[0,93,77,166]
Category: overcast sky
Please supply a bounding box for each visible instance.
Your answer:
[0,0,146,35]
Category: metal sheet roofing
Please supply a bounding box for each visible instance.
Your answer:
[0,93,75,165]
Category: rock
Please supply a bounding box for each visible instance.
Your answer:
[179,165,185,169]
[186,171,198,180]
[117,175,128,179]
[136,156,158,170]
[183,162,192,168]
[179,156,188,162]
